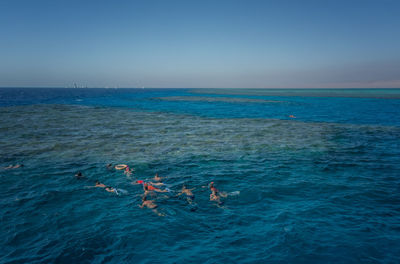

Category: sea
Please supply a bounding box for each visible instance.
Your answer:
[1,88,400,263]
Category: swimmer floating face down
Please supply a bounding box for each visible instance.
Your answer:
[139,194,164,216]
[135,181,168,192]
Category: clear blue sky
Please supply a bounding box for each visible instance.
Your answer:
[1,0,399,88]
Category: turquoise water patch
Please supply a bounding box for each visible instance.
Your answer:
[1,89,400,263]
[1,88,400,126]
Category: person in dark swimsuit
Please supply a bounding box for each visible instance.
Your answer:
[139,194,164,216]
[178,185,195,204]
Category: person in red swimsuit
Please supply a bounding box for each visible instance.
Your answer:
[136,180,168,193]
[209,182,227,205]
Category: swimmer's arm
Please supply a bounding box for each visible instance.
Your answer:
[139,203,144,208]
[150,182,164,186]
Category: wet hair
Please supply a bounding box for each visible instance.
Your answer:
[107,163,112,167]
[95,180,100,184]
[75,171,82,177]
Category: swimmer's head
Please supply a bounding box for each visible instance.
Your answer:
[95,180,100,184]
[209,182,214,188]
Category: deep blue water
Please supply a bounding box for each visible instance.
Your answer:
[1,88,400,263]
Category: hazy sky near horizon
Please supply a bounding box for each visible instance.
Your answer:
[1,0,400,88]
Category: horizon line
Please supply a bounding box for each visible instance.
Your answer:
[1,87,400,89]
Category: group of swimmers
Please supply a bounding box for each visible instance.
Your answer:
[138,173,228,215]
[137,173,169,216]
[77,164,230,216]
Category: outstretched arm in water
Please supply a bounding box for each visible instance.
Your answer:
[148,182,164,186]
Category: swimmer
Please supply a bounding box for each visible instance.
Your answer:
[139,195,164,216]
[86,181,117,194]
[135,181,158,198]
[209,182,227,197]
[106,163,113,169]
[105,186,117,194]
[209,182,226,206]
[143,182,168,193]
[210,190,221,203]
[134,180,165,187]
[140,194,158,209]
[177,185,195,204]
[3,164,23,169]
[289,115,296,118]
[94,181,107,188]
[75,171,83,178]
[98,181,118,194]
[124,165,133,175]
[153,173,164,182]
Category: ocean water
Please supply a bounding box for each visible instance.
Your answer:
[1,88,400,263]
